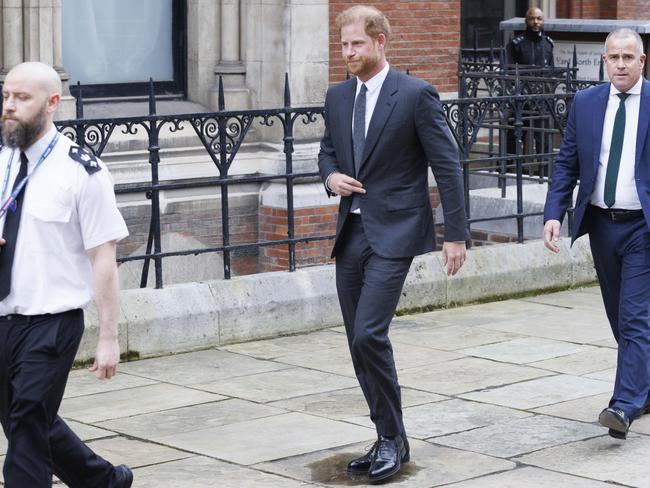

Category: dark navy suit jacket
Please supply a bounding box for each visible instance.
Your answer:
[318,69,468,258]
[544,79,650,242]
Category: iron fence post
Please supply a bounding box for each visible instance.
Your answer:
[282,74,297,272]
[514,65,525,243]
[74,81,86,150]
[217,76,232,279]
[147,78,164,288]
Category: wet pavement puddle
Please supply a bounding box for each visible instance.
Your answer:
[307,453,420,485]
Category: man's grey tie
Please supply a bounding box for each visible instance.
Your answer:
[351,83,367,211]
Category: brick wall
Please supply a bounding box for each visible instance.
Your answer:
[259,206,338,272]
[329,0,460,93]
[615,0,650,19]
[556,0,607,18]
[556,0,650,19]
[601,0,618,18]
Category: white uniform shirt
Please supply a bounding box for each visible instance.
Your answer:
[591,76,642,209]
[0,125,129,315]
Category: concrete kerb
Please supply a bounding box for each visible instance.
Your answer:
[76,238,597,363]
[212,265,342,345]
[444,238,573,306]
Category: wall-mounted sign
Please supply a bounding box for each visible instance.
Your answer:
[554,41,608,81]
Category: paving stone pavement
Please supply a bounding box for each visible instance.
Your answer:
[6,286,650,486]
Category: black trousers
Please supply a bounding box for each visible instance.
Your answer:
[0,310,113,487]
[335,215,412,438]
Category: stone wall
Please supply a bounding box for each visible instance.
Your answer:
[82,237,598,361]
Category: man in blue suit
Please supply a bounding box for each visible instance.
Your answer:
[318,5,467,482]
[544,28,650,439]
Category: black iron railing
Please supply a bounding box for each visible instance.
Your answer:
[0,70,603,287]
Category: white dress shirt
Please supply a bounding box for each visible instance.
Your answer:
[0,125,129,315]
[353,62,390,137]
[591,76,642,209]
[347,63,390,213]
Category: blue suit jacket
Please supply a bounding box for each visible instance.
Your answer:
[318,69,468,258]
[544,79,650,242]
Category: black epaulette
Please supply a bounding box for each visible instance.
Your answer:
[545,36,554,46]
[69,146,101,175]
[512,35,524,45]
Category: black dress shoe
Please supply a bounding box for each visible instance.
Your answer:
[599,407,630,440]
[347,442,377,473]
[109,464,133,488]
[368,435,408,483]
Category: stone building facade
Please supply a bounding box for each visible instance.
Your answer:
[2,0,650,286]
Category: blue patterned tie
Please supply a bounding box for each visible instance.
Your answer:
[603,92,630,208]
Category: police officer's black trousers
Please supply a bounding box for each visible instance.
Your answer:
[0,310,113,487]
[335,215,412,439]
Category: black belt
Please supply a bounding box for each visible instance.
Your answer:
[589,205,644,222]
[0,313,38,324]
[0,310,78,325]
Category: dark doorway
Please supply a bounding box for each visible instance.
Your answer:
[461,0,528,48]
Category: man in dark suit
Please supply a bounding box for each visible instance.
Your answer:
[505,7,555,156]
[506,7,555,68]
[544,28,650,440]
[318,5,467,482]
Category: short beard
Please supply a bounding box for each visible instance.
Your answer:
[1,108,48,150]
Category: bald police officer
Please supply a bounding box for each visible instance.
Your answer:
[504,8,555,156]
[0,62,132,487]
[506,7,555,68]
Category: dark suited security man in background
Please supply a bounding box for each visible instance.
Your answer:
[318,5,467,483]
[0,62,132,486]
[505,7,555,156]
[544,28,650,440]
[506,7,554,68]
